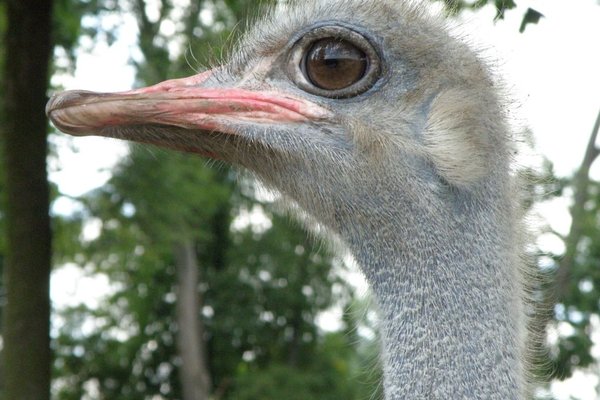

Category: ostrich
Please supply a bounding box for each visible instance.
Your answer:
[47,0,527,398]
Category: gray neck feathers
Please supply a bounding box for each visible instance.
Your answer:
[340,183,524,399]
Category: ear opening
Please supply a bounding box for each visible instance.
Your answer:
[423,88,494,188]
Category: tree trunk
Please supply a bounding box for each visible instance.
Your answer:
[174,240,212,400]
[1,0,54,399]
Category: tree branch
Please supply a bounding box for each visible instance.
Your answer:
[555,108,600,300]
[529,109,600,379]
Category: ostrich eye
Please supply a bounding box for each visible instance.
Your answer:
[304,39,367,91]
[288,25,381,99]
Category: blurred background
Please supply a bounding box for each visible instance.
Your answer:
[0,0,599,399]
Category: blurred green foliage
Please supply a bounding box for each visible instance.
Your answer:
[26,0,600,399]
[50,1,380,399]
[436,0,543,32]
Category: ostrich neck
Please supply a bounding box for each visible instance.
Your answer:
[341,194,524,399]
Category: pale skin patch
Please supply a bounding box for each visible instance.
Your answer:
[423,88,493,187]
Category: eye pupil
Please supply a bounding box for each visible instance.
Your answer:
[324,59,338,69]
[304,38,368,91]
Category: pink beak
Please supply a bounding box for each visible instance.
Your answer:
[46,70,332,139]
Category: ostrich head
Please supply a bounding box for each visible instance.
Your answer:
[48,1,524,398]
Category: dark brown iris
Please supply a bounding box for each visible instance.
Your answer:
[304,38,368,91]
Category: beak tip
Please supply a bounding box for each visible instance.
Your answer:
[46,90,112,136]
[45,94,59,118]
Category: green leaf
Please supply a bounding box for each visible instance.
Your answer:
[519,8,544,33]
